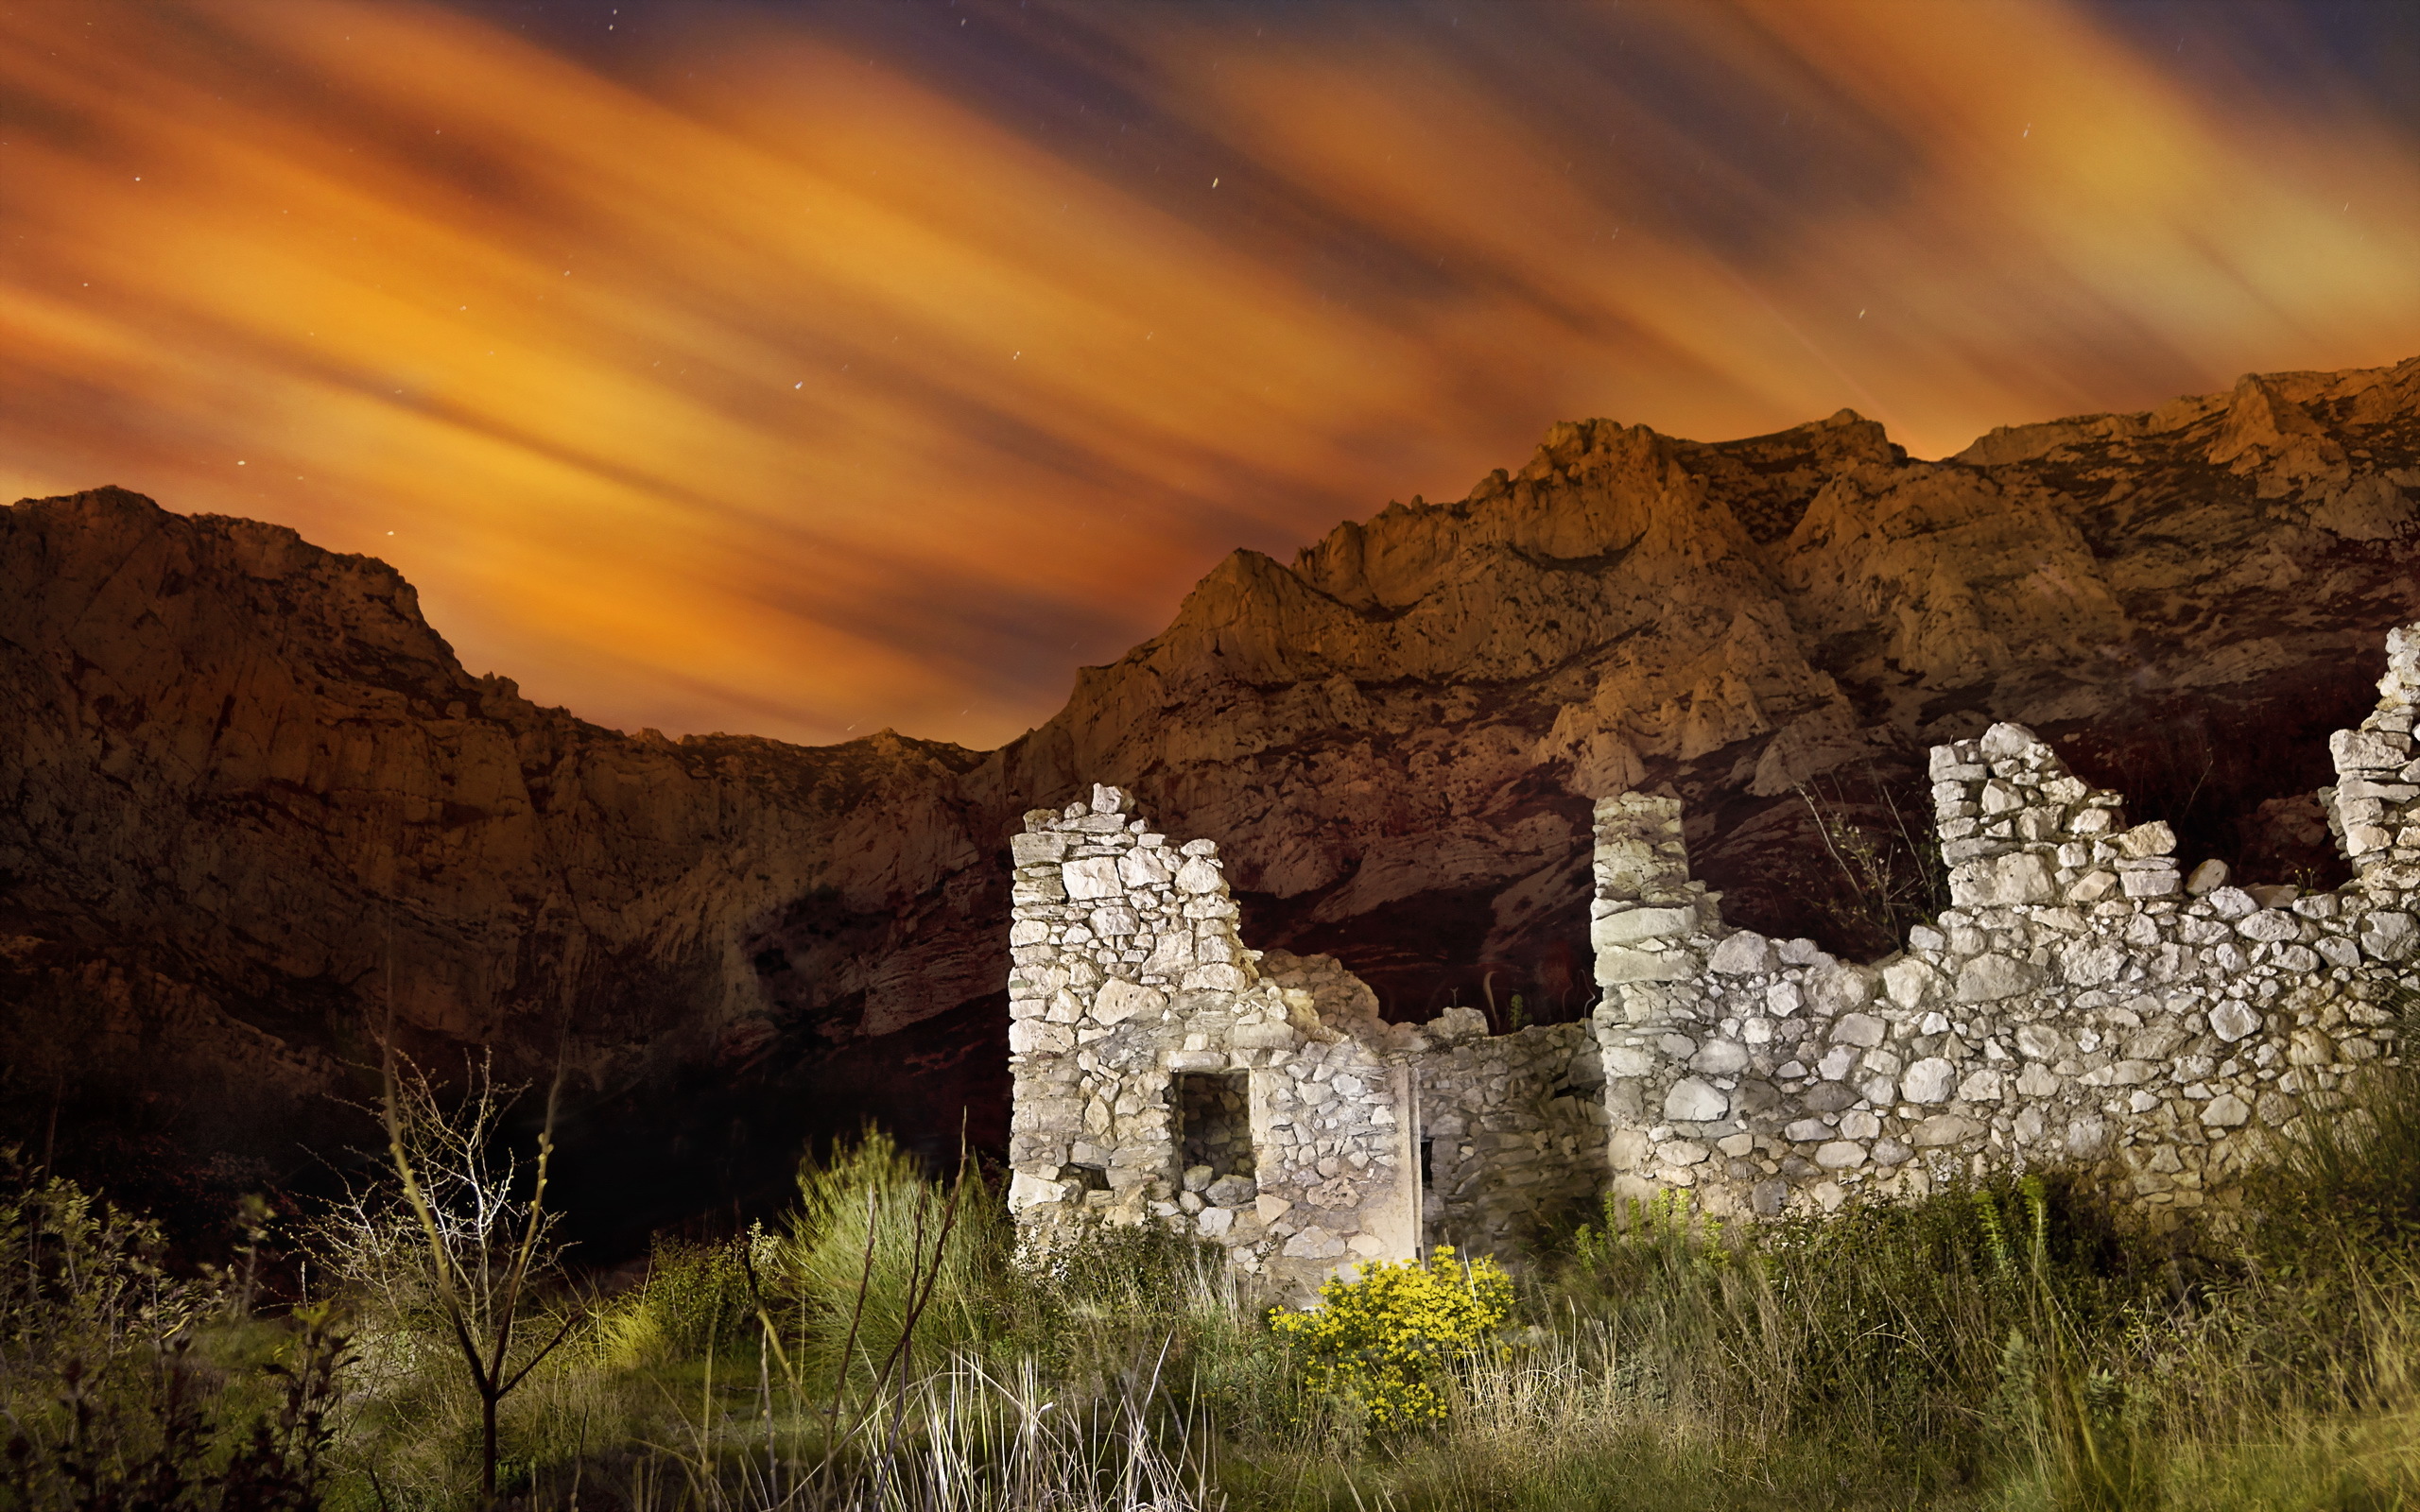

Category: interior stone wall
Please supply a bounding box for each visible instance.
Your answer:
[1414,1022,1608,1254]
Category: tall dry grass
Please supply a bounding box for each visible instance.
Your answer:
[11,1062,2420,1509]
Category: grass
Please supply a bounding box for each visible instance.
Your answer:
[9,1061,2420,1511]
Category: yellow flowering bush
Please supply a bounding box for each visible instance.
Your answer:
[1267,1246,1513,1430]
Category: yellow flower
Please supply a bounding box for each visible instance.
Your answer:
[1268,1246,1513,1430]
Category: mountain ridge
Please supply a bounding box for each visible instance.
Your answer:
[7,355,2419,1241]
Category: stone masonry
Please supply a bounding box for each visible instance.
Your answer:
[1007,624,2420,1276]
[1003,789,1600,1293]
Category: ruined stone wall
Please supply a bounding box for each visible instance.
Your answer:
[1010,624,2420,1272]
[1414,1021,1608,1254]
[1004,786,1608,1290]
[1587,628,2420,1226]
[1003,787,1426,1292]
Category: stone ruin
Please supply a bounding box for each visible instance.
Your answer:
[1004,624,2420,1288]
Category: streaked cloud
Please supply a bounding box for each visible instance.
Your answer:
[2,0,2414,745]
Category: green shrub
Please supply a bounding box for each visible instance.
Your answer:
[760,1130,1002,1400]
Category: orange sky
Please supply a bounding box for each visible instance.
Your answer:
[4,0,2417,747]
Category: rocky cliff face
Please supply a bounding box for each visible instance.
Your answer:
[8,357,2419,1240]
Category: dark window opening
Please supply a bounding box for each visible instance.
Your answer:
[1174,1072,1254,1183]
[1056,1162,1109,1193]
[1419,1136,1434,1191]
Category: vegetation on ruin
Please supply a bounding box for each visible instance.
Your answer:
[9,1057,2420,1511]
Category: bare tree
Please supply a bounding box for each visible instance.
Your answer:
[320,1045,579,1504]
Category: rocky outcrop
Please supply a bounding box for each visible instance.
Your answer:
[7,354,2420,1237]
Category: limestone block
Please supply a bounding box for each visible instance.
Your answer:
[1979,722,2038,759]
[1090,906,1139,937]
[1663,1077,1730,1122]
[1181,963,1248,991]
[1607,1127,1651,1171]
[2015,1063,2060,1096]
[1603,1043,1654,1076]
[2236,911,2300,943]
[1011,831,1071,866]
[1119,849,1173,887]
[2067,869,2119,903]
[2201,1092,2253,1127]
[1008,1171,1066,1211]
[1956,954,2038,1002]
[2360,911,2418,961]
[1948,851,2055,907]
[1811,964,1875,1013]
[1062,857,1124,901]
[1592,905,1696,947]
[1013,875,1068,905]
[1198,1207,1236,1239]
[1597,945,1697,985]
[2185,859,2230,895]
[2015,1022,2062,1059]
[1174,856,1224,894]
[1306,1176,1359,1209]
[2116,820,2178,858]
[1902,1057,1957,1103]
[2120,865,2180,899]
[1912,1113,1984,1147]
[1707,930,1779,974]
[2342,778,2420,801]
[1929,744,1985,778]
[1255,1194,1292,1224]
[2209,1003,2262,1042]
[2333,729,2412,771]
[1092,977,1166,1026]
[1282,1227,1346,1259]
[1784,1117,1830,1143]
[1142,933,1196,974]
[1690,1040,1750,1074]
[1830,1012,1888,1047]
[1882,958,1938,1009]
[1167,1049,1228,1072]
[1957,1069,2004,1101]
[1010,1021,1075,1055]
[1815,1141,1867,1169]
[2057,938,2126,987]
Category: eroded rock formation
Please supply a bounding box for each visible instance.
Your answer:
[6,355,2420,1237]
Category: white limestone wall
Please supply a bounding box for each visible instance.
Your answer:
[1005,785,1616,1286]
[1590,627,2420,1228]
[1002,785,1423,1290]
